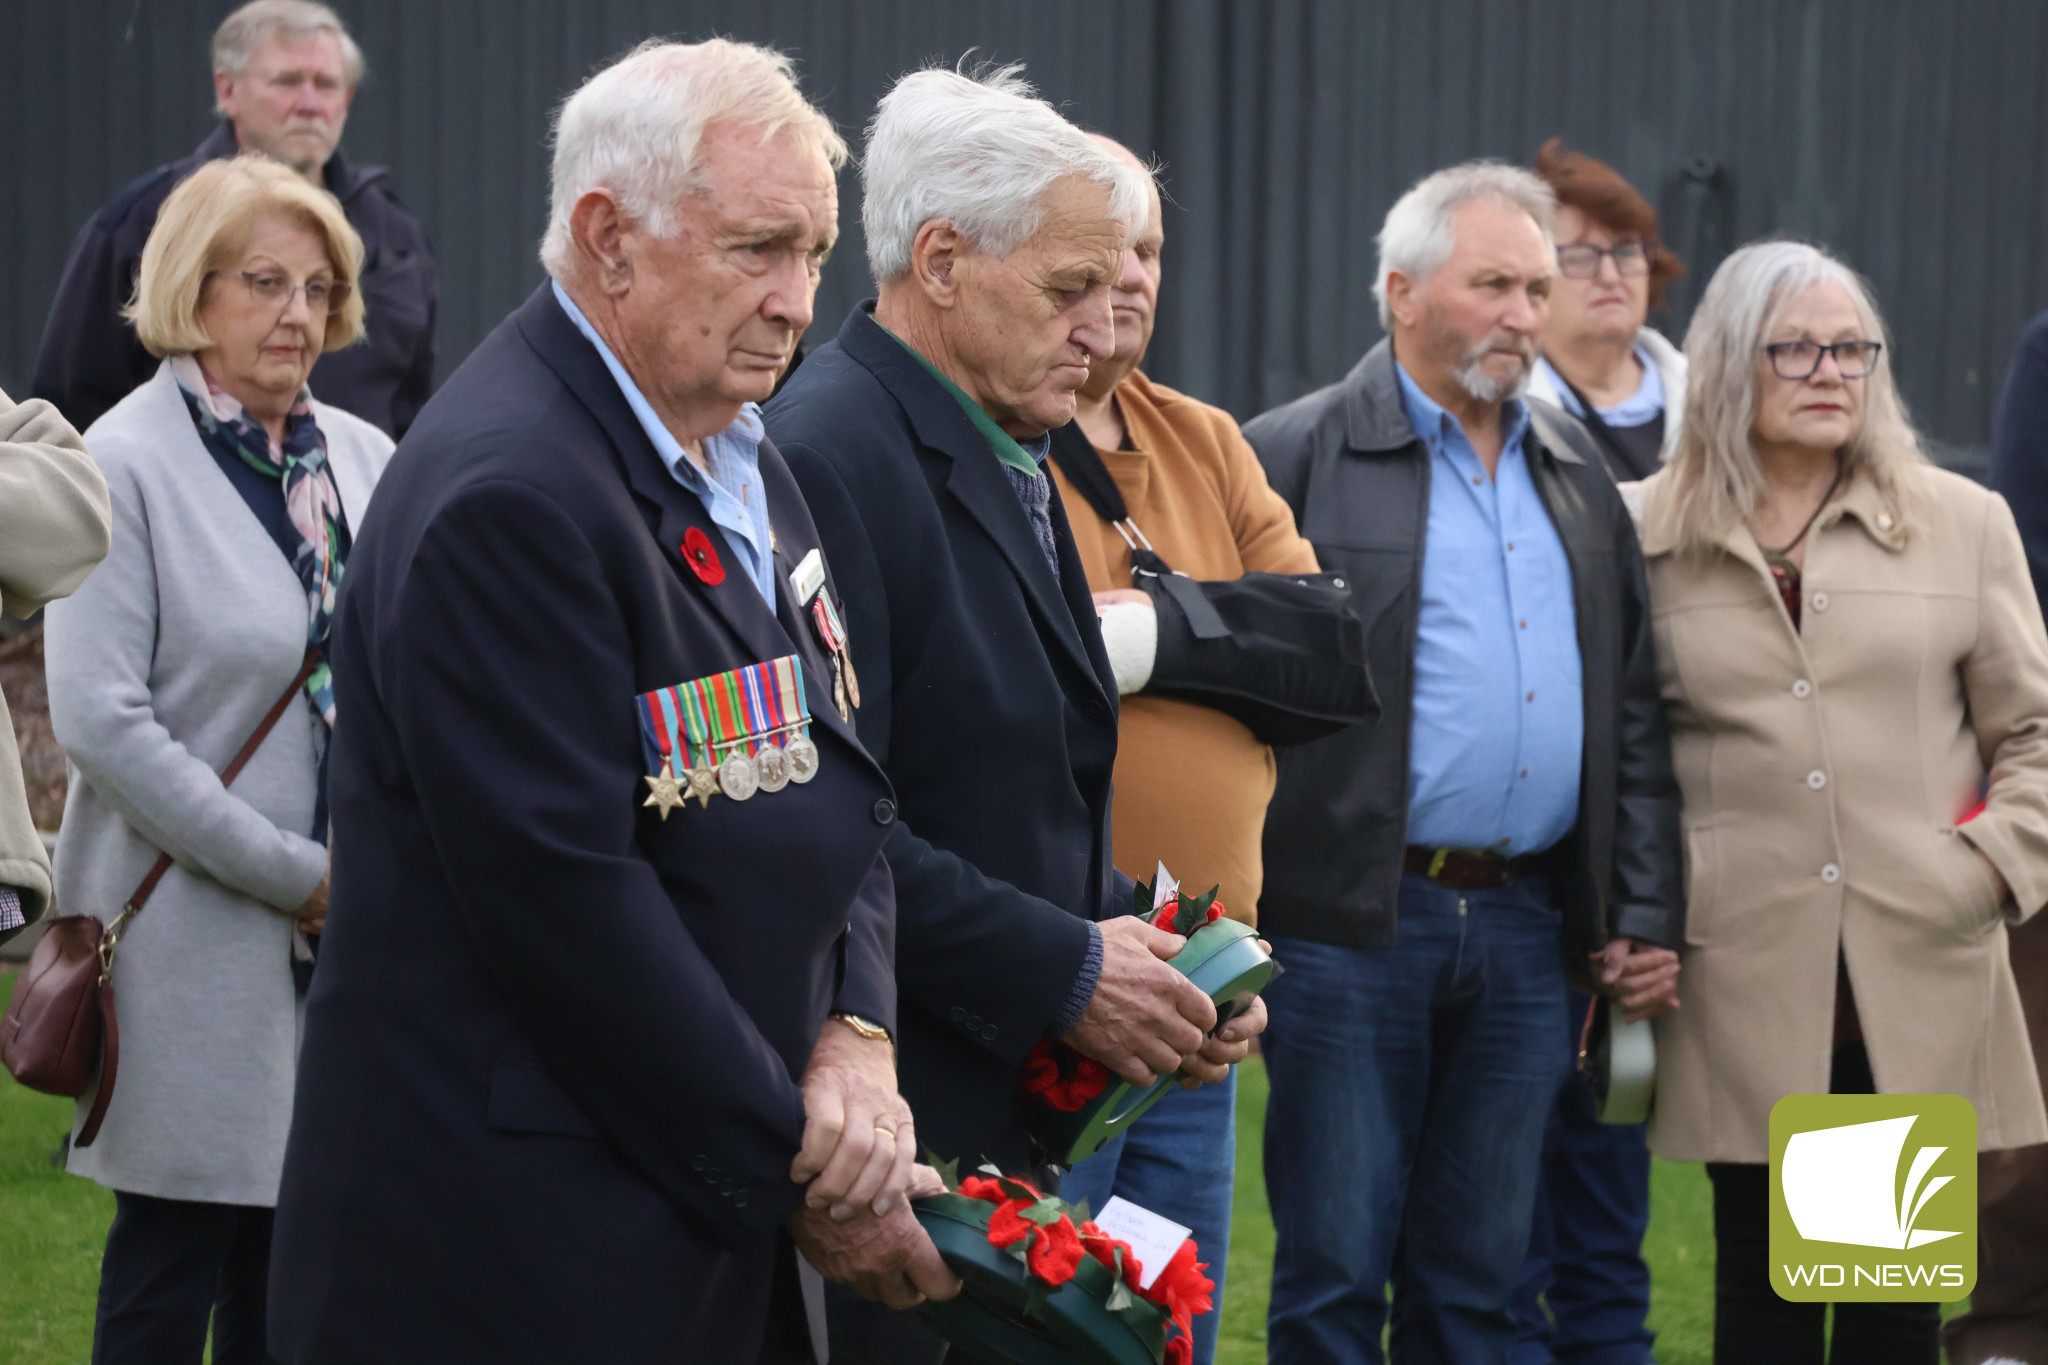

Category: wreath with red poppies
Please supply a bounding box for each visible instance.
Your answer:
[943,1160,1215,1364]
[1016,879,1229,1116]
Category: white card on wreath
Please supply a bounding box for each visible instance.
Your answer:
[1093,1195,1192,1290]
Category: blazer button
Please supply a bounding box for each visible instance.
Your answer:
[1821,863,1842,884]
[732,1191,748,1209]
[1792,679,1813,699]
[1811,592,1830,612]
[1086,699,1108,720]
[949,1006,967,1023]
[873,798,897,825]
[982,1025,999,1042]
[965,1014,983,1031]
[1806,770,1827,790]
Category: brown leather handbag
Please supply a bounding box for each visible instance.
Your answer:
[1,651,318,1146]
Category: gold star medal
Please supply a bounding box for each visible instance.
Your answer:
[642,770,686,820]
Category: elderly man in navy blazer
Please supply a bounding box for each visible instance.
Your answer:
[766,65,1268,1364]
[269,40,955,1364]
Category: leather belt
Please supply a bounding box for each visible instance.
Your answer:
[1403,845,1548,890]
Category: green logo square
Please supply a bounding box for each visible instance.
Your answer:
[1769,1093,1977,1302]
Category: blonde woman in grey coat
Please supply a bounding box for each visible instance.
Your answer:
[44,156,391,1364]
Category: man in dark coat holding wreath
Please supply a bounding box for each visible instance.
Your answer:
[767,63,1267,1365]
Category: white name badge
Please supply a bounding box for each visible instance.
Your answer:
[789,547,826,606]
[1092,1196,1193,1290]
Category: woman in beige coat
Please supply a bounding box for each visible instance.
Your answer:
[1637,240,2048,1364]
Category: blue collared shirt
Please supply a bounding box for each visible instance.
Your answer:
[552,282,776,605]
[1397,362,1583,856]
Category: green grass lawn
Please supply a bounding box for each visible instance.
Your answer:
[0,1039,1950,1365]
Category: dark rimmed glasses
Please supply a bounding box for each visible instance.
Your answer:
[1555,240,1649,279]
[1764,339,1884,380]
[236,270,353,317]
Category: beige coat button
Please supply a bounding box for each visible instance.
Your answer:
[1811,592,1830,612]
[1821,863,1841,884]
[1792,679,1813,698]
[1807,770,1827,790]
[1877,511,1895,531]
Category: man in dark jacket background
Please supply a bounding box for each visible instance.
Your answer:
[1946,309,2048,1365]
[33,0,436,439]
[1244,161,1684,1365]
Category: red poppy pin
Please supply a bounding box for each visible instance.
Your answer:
[681,527,725,585]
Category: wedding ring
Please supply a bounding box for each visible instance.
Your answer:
[874,1125,897,1141]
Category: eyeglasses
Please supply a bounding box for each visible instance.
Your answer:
[1764,340,1884,380]
[235,270,352,317]
[1555,241,1649,279]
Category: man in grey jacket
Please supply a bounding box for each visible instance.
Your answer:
[0,388,109,945]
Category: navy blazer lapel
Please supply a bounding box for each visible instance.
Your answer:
[514,286,800,676]
[840,307,1107,704]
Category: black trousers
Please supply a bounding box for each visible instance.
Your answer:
[1706,1044,1941,1365]
[92,1191,279,1365]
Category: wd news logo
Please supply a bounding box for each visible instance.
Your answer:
[1769,1094,1977,1302]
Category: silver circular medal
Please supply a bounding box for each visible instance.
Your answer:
[717,751,760,801]
[785,734,820,784]
[756,743,792,793]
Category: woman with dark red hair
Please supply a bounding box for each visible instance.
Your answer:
[1527,138,1689,483]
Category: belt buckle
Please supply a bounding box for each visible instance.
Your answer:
[1427,847,1452,882]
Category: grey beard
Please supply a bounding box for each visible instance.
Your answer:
[1452,351,1532,404]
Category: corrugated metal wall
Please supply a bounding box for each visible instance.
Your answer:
[4,0,2045,462]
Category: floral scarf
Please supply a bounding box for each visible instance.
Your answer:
[171,355,349,726]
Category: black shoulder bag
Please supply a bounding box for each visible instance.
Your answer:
[1048,421,1376,747]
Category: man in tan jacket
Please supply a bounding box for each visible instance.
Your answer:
[1048,135,1317,1365]
[0,388,110,944]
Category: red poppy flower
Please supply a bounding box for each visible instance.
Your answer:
[1206,901,1227,923]
[1165,1335,1193,1365]
[961,1174,1084,1287]
[1141,1239,1215,1338]
[1024,1213,1084,1285]
[681,526,725,585]
[1078,1221,1144,1290]
[1019,1038,1111,1111]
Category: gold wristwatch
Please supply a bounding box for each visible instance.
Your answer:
[831,1012,892,1044]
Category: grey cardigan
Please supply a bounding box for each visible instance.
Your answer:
[46,362,392,1205]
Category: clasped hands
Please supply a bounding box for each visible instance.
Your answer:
[1593,936,1681,1023]
[786,1017,959,1309]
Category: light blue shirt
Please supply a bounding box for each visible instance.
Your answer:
[1397,363,1584,856]
[1536,346,1666,427]
[552,282,776,605]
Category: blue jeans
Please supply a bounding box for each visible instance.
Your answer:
[1262,874,1573,1365]
[1060,1068,1237,1365]
[1510,989,1657,1365]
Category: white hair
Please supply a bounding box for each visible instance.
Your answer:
[212,0,364,87]
[1668,239,1925,554]
[861,62,1153,282]
[1373,161,1557,330]
[540,38,848,279]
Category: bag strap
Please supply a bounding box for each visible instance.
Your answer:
[1046,420,1130,524]
[1047,419,1181,581]
[117,648,320,923]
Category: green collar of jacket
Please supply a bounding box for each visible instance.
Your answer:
[878,323,1041,477]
